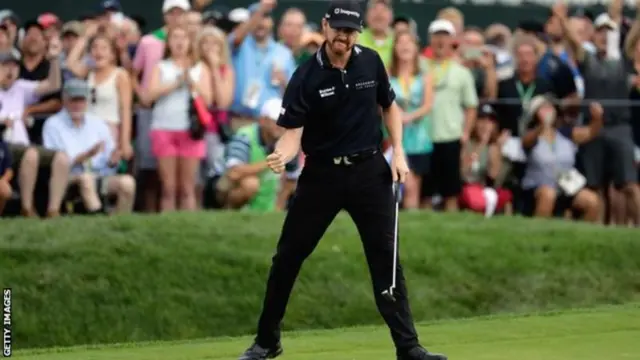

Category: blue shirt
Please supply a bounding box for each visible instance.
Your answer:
[42,110,117,177]
[229,34,295,117]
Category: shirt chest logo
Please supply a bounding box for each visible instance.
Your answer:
[355,80,376,90]
[319,86,335,98]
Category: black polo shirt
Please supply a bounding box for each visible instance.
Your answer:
[277,44,395,158]
[495,75,554,136]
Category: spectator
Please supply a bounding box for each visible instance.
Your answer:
[66,24,134,162]
[421,19,477,211]
[60,21,84,81]
[215,98,299,211]
[520,95,601,222]
[229,0,294,129]
[0,23,11,53]
[278,8,311,66]
[146,25,212,212]
[358,0,394,67]
[460,27,497,100]
[185,10,203,42]
[196,26,234,183]
[0,10,20,49]
[131,0,188,212]
[624,4,640,184]
[388,30,433,210]
[496,35,554,138]
[569,8,596,54]
[0,49,69,218]
[392,15,418,38]
[19,20,63,145]
[0,135,12,215]
[561,5,640,226]
[37,13,61,43]
[484,23,514,81]
[459,104,512,217]
[42,79,135,214]
[422,7,464,60]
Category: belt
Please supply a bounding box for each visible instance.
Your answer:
[307,149,379,166]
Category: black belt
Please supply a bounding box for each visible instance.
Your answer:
[307,149,379,166]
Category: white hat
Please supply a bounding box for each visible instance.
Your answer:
[228,8,250,23]
[162,0,190,13]
[260,98,283,121]
[428,19,455,36]
[594,13,617,30]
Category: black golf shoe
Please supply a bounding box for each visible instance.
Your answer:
[237,342,283,360]
[397,346,448,360]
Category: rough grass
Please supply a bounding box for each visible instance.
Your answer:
[0,211,639,349]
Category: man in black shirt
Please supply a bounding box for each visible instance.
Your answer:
[19,20,62,145]
[237,2,446,360]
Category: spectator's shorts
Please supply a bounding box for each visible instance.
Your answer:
[422,140,462,198]
[577,124,636,189]
[407,153,431,176]
[8,144,56,170]
[150,130,205,159]
[135,108,157,170]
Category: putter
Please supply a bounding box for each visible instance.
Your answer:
[381,181,402,302]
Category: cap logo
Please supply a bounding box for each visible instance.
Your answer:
[334,8,360,18]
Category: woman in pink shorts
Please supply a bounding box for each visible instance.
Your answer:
[146,25,212,211]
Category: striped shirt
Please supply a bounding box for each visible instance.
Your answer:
[225,132,301,180]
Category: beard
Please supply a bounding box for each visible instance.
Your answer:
[329,39,352,55]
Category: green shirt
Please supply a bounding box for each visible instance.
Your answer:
[426,60,478,142]
[357,29,394,68]
[294,49,312,66]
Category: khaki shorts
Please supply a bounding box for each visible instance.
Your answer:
[8,144,57,170]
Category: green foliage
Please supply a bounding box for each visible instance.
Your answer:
[1,212,639,349]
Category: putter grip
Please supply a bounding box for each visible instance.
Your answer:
[394,182,402,203]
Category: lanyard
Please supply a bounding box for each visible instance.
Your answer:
[515,81,536,109]
[429,60,450,87]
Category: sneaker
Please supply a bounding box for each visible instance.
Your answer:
[397,346,448,360]
[238,342,283,360]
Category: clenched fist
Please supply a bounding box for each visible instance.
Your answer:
[266,150,286,174]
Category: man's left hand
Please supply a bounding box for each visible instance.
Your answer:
[391,149,409,183]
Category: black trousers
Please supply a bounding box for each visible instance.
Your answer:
[255,152,420,351]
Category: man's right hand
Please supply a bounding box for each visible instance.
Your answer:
[266,150,286,174]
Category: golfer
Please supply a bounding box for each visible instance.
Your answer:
[238,1,446,360]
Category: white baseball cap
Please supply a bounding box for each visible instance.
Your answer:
[260,98,283,121]
[594,13,617,30]
[428,19,456,36]
[228,8,250,23]
[162,0,190,13]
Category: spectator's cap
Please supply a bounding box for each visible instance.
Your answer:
[572,8,595,22]
[62,21,84,37]
[248,3,272,17]
[203,6,228,24]
[100,0,122,12]
[63,79,90,99]
[37,13,61,29]
[478,103,498,120]
[260,98,283,122]
[324,0,364,32]
[162,0,191,13]
[393,15,419,37]
[517,20,544,35]
[428,19,455,36]
[0,49,21,64]
[594,13,617,30]
[228,7,250,23]
[0,9,20,26]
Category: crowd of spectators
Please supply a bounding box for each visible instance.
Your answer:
[0,0,639,227]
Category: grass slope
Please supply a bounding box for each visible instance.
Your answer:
[15,304,640,359]
[1,212,639,348]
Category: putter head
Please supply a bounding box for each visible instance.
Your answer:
[381,288,396,302]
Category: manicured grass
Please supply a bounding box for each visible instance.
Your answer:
[14,304,640,359]
[1,211,639,349]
